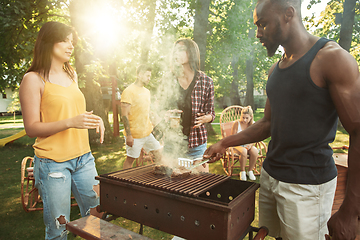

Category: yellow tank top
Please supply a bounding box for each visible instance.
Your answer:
[33,81,90,162]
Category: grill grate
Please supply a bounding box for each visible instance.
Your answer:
[104,164,230,197]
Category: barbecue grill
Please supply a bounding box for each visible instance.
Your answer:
[96,164,260,240]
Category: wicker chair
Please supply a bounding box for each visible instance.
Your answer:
[219,105,267,177]
[21,157,77,212]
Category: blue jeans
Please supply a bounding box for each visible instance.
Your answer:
[34,152,99,240]
[186,142,207,159]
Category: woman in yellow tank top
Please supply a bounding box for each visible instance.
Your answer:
[19,22,104,240]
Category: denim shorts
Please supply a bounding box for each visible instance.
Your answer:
[186,142,207,159]
[34,152,99,240]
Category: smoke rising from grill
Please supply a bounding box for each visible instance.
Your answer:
[152,70,189,168]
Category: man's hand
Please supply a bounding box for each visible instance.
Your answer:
[203,141,226,163]
[126,135,134,147]
[327,207,358,240]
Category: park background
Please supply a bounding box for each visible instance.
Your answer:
[0,0,357,239]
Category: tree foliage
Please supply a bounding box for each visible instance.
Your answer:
[304,0,360,64]
[7,90,21,123]
[2,0,317,111]
[0,0,69,92]
[206,0,279,106]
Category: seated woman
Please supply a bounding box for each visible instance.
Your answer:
[231,106,258,181]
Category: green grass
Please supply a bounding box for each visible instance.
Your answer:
[0,109,349,240]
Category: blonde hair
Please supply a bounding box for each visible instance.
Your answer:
[241,106,254,126]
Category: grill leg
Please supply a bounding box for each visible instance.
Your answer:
[101,212,108,220]
[101,212,119,222]
[139,223,143,235]
[249,230,254,239]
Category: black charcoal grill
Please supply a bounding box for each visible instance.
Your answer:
[96,164,260,240]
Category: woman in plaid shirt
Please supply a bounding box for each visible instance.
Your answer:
[171,38,215,172]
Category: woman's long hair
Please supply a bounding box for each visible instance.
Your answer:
[26,21,78,81]
[171,38,201,74]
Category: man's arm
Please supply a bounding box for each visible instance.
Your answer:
[321,42,360,240]
[203,62,277,162]
[120,102,134,147]
[204,98,272,162]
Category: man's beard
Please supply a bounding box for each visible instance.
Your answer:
[265,20,282,57]
[266,43,280,57]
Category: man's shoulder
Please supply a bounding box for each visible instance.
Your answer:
[317,40,347,61]
[121,84,135,103]
[124,83,135,90]
[315,40,359,85]
[315,40,357,72]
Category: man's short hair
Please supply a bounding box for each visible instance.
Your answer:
[136,64,152,76]
[270,0,301,15]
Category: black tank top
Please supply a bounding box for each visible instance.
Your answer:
[264,38,338,184]
[177,71,198,136]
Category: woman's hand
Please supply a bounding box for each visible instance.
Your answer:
[70,111,105,143]
[245,144,253,151]
[96,117,105,144]
[194,113,212,128]
[69,111,101,129]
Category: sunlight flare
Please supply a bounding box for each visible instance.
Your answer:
[81,2,127,52]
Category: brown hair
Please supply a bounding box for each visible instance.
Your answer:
[171,38,200,73]
[136,64,152,76]
[26,21,78,81]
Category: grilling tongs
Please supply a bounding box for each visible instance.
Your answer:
[186,157,210,170]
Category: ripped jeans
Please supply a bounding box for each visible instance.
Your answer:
[34,152,100,240]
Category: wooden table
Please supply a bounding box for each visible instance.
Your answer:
[332,153,348,215]
[66,215,152,240]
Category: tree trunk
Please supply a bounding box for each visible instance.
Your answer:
[193,0,211,71]
[244,52,255,110]
[244,27,256,110]
[338,0,356,51]
[193,0,215,136]
[230,54,241,106]
[83,72,113,143]
[337,0,356,128]
[69,0,113,143]
[140,0,157,64]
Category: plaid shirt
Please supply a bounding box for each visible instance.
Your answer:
[188,71,215,148]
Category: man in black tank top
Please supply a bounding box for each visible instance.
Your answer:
[204,0,360,239]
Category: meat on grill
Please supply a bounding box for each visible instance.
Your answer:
[153,165,191,178]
